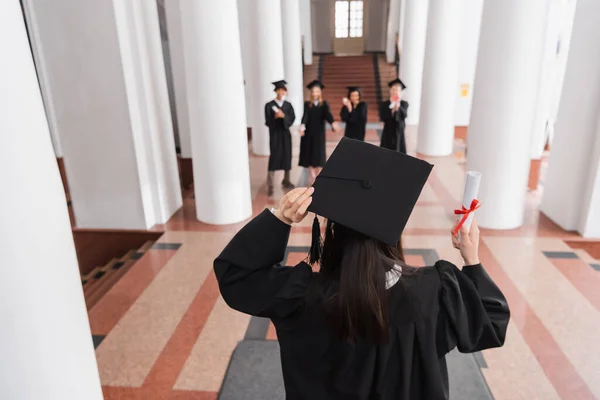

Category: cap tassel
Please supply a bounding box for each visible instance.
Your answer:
[309,215,322,265]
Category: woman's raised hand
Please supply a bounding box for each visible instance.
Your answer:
[451,217,481,266]
[273,187,314,225]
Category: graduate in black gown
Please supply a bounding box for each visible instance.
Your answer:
[299,80,339,185]
[214,138,510,400]
[380,78,409,153]
[265,80,296,196]
[340,86,367,141]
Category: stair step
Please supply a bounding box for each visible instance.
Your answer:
[83,258,120,296]
[86,258,137,310]
[138,240,155,252]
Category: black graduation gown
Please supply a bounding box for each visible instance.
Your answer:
[379,100,408,153]
[265,100,296,171]
[299,101,334,167]
[214,210,510,400]
[340,102,368,141]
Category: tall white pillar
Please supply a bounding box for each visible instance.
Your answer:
[249,0,286,156]
[417,0,462,156]
[164,0,192,158]
[180,0,252,224]
[453,0,484,127]
[238,0,256,129]
[281,0,304,125]
[300,0,313,65]
[467,0,550,229]
[386,0,401,63]
[0,2,103,398]
[398,0,407,52]
[23,0,182,230]
[542,0,600,237]
[399,0,429,125]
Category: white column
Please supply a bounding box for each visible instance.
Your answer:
[467,0,550,229]
[529,0,577,160]
[0,2,103,398]
[542,0,600,237]
[386,0,401,63]
[300,0,313,65]
[281,0,304,125]
[180,0,252,224]
[23,0,182,230]
[249,0,286,156]
[417,0,462,156]
[238,0,256,129]
[164,0,192,158]
[398,0,407,52]
[399,0,429,125]
[453,0,484,127]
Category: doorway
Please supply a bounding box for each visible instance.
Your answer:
[332,0,365,55]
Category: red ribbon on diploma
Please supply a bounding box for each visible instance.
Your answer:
[453,199,481,236]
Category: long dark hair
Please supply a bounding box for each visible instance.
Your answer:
[314,220,405,344]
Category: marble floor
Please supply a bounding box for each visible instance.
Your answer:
[91,127,600,400]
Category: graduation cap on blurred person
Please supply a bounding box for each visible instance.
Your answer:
[272,80,288,91]
[306,80,325,90]
[307,137,433,264]
[346,86,361,96]
[388,78,406,90]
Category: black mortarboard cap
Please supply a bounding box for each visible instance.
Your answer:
[307,138,432,262]
[388,78,406,89]
[306,80,325,90]
[346,86,361,96]
[272,80,288,90]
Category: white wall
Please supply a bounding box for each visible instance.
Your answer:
[164,0,192,157]
[312,0,332,53]
[366,0,388,52]
[25,0,181,229]
[454,0,483,126]
[541,0,600,237]
[300,0,314,64]
[580,116,600,237]
[530,0,577,159]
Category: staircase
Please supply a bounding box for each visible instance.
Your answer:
[81,240,155,310]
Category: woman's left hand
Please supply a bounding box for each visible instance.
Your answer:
[332,122,340,132]
[273,187,314,225]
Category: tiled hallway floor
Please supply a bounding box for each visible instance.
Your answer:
[92,127,600,400]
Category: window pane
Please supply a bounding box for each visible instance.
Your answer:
[335,0,349,36]
[336,29,348,38]
[336,1,349,12]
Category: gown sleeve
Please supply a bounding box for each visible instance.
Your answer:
[283,103,296,129]
[340,105,351,122]
[435,260,510,356]
[379,101,394,122]
[265,103,276,128]
[397,100,409,120]
[214,210,313,319]
[341,103,368,124]
[323,101,335,126]
[301,102,309,126]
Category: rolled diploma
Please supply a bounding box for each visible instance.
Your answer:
[272,106,279,113]
[459,171,481,239]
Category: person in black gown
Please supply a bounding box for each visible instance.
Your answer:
[265,80,296,196]
[299,80,339,185]
[380,78,409,153]
[214,138,510,400]
[340,86,367,141]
